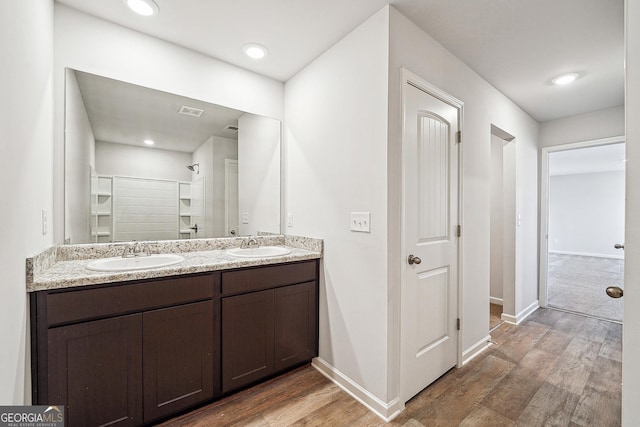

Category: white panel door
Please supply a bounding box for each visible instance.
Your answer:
[401,78,460,402]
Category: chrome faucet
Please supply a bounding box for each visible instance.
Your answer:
[122,242,155,258]
[240,237,259,249]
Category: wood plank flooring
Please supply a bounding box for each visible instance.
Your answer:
[159,308,621,426]
[490,303,503,330]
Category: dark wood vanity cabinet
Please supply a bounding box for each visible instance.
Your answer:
[221,261,319,393]
[142,300,215,423]
[47,314,143,427]
[31,259,319,427]
[31,273,219,427]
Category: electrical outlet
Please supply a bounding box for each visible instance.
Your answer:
[241,212,249,224]
[350,212,370,233]
[287,213,293,227]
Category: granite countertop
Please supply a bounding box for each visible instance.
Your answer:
[27,235,323,292]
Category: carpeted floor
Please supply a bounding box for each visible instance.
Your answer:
[548,253,624,322]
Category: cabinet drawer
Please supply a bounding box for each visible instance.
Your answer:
[46,273,215,326]
[221,261,317,296]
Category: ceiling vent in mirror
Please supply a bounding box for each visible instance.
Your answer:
[223,125,239,133]
[178,105,205,117]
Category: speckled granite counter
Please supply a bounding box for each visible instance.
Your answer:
[27,235,322,292]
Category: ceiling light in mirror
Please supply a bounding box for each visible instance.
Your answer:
[552,72,580,86]
[124,0,159,16]
[243,43,268,60]
[143,139,155,146]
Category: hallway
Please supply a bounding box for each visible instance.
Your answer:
[162,308,621,426]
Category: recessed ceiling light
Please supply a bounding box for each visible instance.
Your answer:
[552,72,580,86]
[242,43,268,60]
[123,0,159,17]
[143,139,155,146]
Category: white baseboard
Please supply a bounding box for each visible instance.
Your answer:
[501,300,539,325]
[549,250,624,260]
[462,334,491,365]
[490,297,503,306]
[311,357,404,422]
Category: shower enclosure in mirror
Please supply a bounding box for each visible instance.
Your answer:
[65,69,281,244]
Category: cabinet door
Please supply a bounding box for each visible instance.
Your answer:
[48,314,142,427]
[143,301,214,423]
[274,282,318,372]
[222,290,274,393]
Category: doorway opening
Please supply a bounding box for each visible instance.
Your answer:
[489,125,515,330]
[540,138,625,322]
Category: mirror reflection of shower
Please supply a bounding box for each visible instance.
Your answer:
[187,163,200,174]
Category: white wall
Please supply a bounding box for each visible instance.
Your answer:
[388,6,540,358]
[623,1,640,423]
[540,106,624,148]
[285,7,390,403]
[238,114,280,236]
[54,4,284,243]
[95,141,192,182]
[502,140,518,317]
[490,135,505,301]
[489,135,516,304]
[549,171,625,258]
[0,0,54,404]
[65,69,95,244]
[285,4,540,410]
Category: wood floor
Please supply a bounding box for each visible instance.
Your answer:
[160,308,621,426]
[490,303,503,330]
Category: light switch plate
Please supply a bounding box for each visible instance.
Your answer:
[241,212,249,224]
[350,212,370,233]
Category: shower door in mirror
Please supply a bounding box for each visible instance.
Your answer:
[225,159,239,237]
[190,177,205,239]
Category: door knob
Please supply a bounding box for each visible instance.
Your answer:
[189,223,198,233]
[408,255,422,265]
[614,243,625,250]
[606,286,624,298]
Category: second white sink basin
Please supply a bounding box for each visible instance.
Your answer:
[87,254,185,272]
[227,246,291,258]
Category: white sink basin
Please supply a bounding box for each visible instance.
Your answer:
[87,254,185,272]
[226,246,291,258]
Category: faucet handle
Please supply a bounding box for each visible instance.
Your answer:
[121,243,135,258]
[138,242,157,256]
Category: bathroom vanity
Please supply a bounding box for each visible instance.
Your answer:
[27,236,321,427]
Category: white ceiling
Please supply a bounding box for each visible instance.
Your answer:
[56,0,624,123]
[549,142,626,176]
[74,70,243,152]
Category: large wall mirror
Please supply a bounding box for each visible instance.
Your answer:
[64,69,281,244]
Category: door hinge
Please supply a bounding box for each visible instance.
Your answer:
[456,225,461,237]
[456,130,461,143]
[457,318,461,331]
